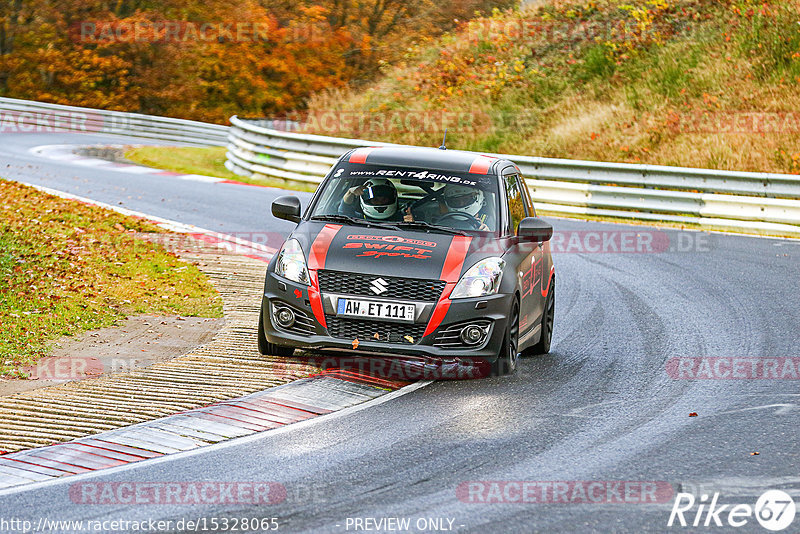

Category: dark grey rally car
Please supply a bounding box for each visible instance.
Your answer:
[258,146,555,375]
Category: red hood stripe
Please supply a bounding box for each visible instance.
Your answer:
[424,236,473,337]
[349,148,375,164]
[440,236,473,282]
[308,224,342,270]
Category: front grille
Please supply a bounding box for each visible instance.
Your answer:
[327,317,427,345]
[272,302,316,336]
[317,270,445,302]
[433,320,493,349]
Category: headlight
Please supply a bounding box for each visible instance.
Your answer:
[450,257,505,299]
[275,238,309,284]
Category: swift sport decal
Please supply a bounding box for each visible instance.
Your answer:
[423,236,473,337]
[346,235,437,248]
[343,242,433,260]
[343,234,437,260]
[307,224,343,328]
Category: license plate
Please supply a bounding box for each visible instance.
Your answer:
[336,298,415,323]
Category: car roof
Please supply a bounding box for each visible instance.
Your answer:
[343,146,515,175]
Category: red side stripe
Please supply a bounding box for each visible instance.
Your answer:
[308,270,326,328]
[468,155,495,174]
[307,224,342,328]
[541,266,555,297]
[423,283,454,337]
[349,147,374,164]
[423,236,473,337]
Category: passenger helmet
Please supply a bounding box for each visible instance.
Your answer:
[360,178,398,220]
[443,184,484,217]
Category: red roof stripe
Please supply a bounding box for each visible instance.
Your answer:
[468,155,495,174]
[349,147,374,164]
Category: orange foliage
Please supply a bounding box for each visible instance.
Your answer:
[0,0,511,122]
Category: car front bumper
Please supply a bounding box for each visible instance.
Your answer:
[262,271,513,363]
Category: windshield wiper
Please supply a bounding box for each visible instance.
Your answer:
[310,214,400,230]
[396,220,468,236]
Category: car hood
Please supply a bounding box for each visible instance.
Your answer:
[289,221,511,281]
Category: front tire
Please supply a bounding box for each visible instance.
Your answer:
[492,300,519,376]
[258,303,295,357]
[530,279,554,355]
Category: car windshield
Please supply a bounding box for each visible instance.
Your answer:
[309,163,500,233]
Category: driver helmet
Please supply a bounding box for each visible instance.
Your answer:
[360,178,398,220]
[443,184,484,217]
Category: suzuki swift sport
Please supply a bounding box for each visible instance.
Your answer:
[259,146,555,375]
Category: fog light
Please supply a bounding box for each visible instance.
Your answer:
[275,307,295,328]
[460,325,484,345]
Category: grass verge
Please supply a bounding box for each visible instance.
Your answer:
[0,179,223,378]
[124,146,318,192]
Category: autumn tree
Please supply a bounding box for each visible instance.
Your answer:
[1,0,512,121]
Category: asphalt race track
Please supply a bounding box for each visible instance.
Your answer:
[1,133,799,533]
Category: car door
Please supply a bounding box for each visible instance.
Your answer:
[502,169,543,346]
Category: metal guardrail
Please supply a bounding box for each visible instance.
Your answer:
[4,97,797,235]
[0,97,228,146]
[226,115,800,235]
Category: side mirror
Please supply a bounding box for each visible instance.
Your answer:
[517,217,553,242]
[272,196,301,223]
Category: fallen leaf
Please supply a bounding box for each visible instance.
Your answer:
[750,451,759,456]
[689,412,698,417]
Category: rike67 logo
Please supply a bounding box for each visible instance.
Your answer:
[668,490,796,531]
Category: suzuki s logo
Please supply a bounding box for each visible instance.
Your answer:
[370,278,389,295]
